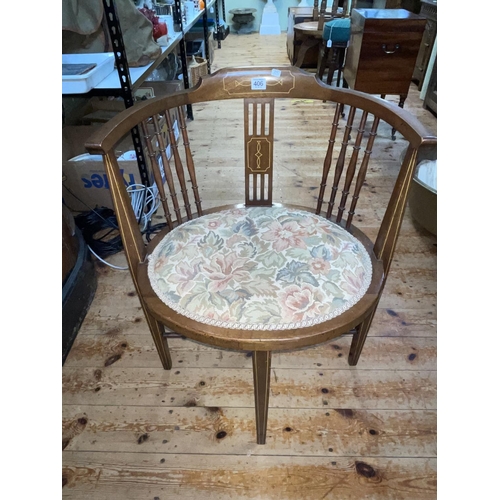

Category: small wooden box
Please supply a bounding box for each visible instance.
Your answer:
[344,9,426,96]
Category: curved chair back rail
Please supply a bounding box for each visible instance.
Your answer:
[87,66,433,154]
[84,65,436,444]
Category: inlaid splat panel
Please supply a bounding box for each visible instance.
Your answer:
[244,98,275,205]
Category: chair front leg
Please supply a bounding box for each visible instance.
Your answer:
[252,350,272,444]
[142,302,172,370]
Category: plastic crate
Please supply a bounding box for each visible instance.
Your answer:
[62,53,115,94]
[192,18,216,30]
[186,40,204,56]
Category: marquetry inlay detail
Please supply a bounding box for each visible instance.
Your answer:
[247,138,271,173]
[223,70,296,96]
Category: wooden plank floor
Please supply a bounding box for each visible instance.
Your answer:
[63,33,437,499]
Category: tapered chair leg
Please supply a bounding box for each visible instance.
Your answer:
[348,308,376,366]
[252,351,272,444]
[143,306,172,370]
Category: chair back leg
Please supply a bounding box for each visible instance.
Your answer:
[348,304,378,366]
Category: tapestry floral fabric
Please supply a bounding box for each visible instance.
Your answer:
[148,206,372,330]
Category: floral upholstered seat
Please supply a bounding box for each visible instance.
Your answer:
[148,206,372,330]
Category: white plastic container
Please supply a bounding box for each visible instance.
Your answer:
[62,53,115,94]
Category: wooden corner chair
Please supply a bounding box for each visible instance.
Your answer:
[85,66,436,444]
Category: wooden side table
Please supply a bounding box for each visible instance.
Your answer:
[293,21,325,68]
[343,8,426,139]
[287,6,335,67]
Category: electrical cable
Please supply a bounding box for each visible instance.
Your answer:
[74,208,123,257]
[127,183,161,231]
[63,184,119,229]
[88,245,128,270]
[65,181,162,270]
[145,221,168,242]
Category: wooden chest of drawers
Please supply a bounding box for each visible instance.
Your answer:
[343,9,426,96]
[412,0,437,89]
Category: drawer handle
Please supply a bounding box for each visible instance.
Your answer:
[382,43,400,54]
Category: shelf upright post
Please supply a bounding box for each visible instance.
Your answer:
[203,7,211,73]
[101,0,150,186]
[214,0,221,49]
[221,0,226,22]
[174,0,194,120]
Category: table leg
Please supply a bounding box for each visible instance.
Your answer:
[326,47,338,86]
[294,38,321,68]
[340,76,349,117]
[317,44,330,82]
[336,47,346,88]
[392,94,407,140]
[252,350,272,444]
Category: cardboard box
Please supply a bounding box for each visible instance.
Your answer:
[62,125,145,212]
[141,79,183,97]
[63,80,185,213]
[81,81,186,126]
[81,97,126,124]
[62,113,181,212]
[140,80,187,120]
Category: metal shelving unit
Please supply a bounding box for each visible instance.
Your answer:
[174,0,222,117]
[101,0,150,185]
[92,0,220,95]
[63,0,224,185]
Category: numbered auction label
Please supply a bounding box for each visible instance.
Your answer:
[251,77,267,90]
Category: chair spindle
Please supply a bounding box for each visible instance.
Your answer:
[336,110,369,223]
[151,114,183,225]
[165,112,193,220]
[313,0,319,21]
[318,0,327,30]
[140,119,174,231]
[346,116,380,228]
[177,108,203,217]
[316,103,342,215]
[326,106,356,219]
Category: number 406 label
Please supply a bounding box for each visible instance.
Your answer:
[251,77,266,90]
